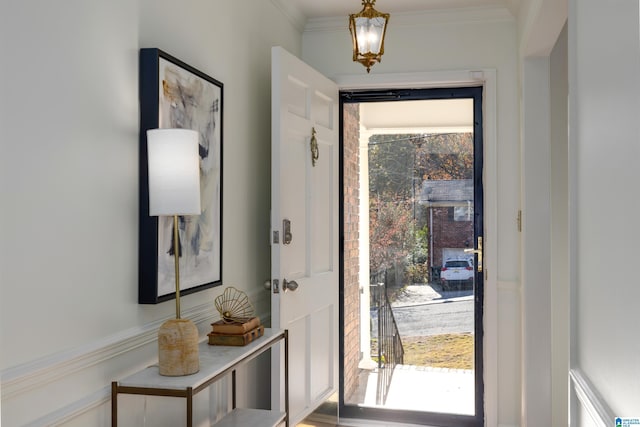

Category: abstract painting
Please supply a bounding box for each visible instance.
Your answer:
[139,48,223,303]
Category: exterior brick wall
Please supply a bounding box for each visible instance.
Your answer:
[342,103,361,400]
[430,206,474,268]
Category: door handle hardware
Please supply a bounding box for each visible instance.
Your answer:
[283,279,299,292]
[264,280,272,291]
[464,236,483,272]
[272,279,279,294]
[283,219,292,245]
[310,127,319,167]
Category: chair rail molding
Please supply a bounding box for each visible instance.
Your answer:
[570,368,615,427]
[1,303,210,399]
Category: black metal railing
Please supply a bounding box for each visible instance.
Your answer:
[370,269,404,405]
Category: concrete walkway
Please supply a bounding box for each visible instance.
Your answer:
[360,365,475,416]
[347,284,476,416]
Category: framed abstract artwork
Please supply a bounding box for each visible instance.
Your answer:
[138,48,223,304]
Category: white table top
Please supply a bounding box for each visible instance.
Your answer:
[116,328,284,391]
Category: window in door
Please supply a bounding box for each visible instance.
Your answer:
[339,86,484,427]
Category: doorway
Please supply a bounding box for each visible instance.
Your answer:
[339,87,484,426]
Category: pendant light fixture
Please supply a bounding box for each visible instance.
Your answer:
[349,0,390,73]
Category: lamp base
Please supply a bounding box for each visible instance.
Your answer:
[158,318,200,376]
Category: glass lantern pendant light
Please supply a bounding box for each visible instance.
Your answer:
[349,0,390,73]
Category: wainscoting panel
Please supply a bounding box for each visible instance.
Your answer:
[1,296,270,426]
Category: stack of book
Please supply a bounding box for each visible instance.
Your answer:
[207,316,264,346]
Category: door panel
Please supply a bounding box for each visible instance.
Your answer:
[310,140,335,273]
[287,319,307,415]
[312,93,334,129]
[271,46,339,426]
[280,125,308,276]
[310,305,334,397]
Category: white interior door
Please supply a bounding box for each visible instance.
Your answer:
[270,46,339,426]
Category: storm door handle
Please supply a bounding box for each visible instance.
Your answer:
[464,236,483,272]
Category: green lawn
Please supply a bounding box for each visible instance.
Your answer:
[401,333,474,369]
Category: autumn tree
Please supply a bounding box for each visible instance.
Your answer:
[369,195,416,273]
[368,132,474,281]
[368,134,415,201]
[415,133,473,181]
[369,132,473,199]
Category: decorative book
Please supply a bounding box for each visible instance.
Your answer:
[210,316,261,335]
[208,325,265,346]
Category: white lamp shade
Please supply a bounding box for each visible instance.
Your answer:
[147,128,201,216]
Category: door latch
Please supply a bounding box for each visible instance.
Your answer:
[310,127,319,167]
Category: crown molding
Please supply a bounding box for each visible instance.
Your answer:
[270,0,307,33]
[305,6,514,33]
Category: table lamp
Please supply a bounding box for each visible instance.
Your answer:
[147,128,201,376]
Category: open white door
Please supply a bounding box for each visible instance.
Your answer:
[271,46,339,426]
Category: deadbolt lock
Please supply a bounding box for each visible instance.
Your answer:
[283,219,292,245]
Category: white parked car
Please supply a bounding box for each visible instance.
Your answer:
[440,258,474,289]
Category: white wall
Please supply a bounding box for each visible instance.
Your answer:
[550,23,569,427]
[569,0,640,424]
[517,0,568,425]
[0,1,300,425]
[520,55,552,427]
[302,9,522,426]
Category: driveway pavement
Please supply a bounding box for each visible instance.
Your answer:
[389,284,474,336]
[392,283,473,308]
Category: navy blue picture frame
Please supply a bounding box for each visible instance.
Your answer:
[138,48,223,304]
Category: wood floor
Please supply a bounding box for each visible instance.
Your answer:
[297,422,336,427]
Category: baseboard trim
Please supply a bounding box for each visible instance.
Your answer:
[570,368,614,427]
[333,418,521,427]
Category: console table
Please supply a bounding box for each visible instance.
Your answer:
[111,328,288,427]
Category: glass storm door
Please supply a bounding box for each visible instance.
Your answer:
[339,87,484,427]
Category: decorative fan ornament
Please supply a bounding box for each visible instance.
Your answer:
[215,287,255,323]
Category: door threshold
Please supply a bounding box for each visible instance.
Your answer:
[303,413,456,427]
[338,417,442,427]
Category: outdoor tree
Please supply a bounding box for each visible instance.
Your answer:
[368,132,473,200]
[368,132,474,284]
[415,133,473,181]
[369,195,416,274]
[368,135,415,200]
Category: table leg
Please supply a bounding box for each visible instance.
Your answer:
[186,387,193,427]
[111,382,118,427]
